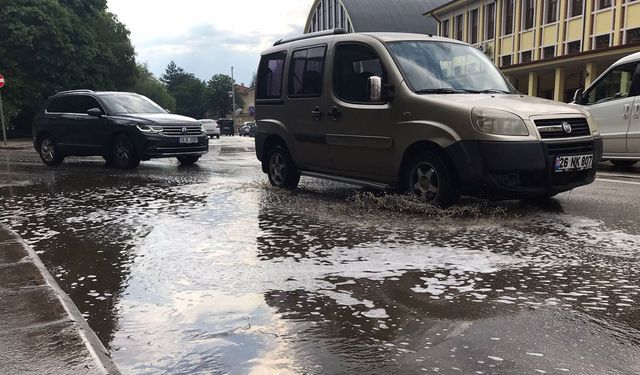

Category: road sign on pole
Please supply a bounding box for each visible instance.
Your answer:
[0,74,7,146]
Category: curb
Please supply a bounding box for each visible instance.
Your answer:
[0,226,120,374]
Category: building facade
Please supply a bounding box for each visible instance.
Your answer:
[428,0,640,102]
[305,0,447,34]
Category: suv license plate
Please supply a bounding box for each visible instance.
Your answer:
[554,154,593,172]
[179,137,198,144]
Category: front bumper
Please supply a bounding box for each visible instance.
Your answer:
[445,137,603,199]
[138,134,209,160]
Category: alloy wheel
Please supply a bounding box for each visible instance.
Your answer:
[410,162,440,203]
[269,153,286,186]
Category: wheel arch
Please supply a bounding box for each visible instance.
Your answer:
[261,134,289,173]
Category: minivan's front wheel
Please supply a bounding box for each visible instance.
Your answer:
[38,135,64,166]
[404,150,460,208]
[267,146,300,190]
[177,155,201,166]
[111,135,140,169]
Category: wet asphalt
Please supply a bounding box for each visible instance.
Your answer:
[1,137,640,374]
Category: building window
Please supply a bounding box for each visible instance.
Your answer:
[597,0,612,10]
[504,0,515,35]
[627,28,640,44]
[567,40,581,54]
[289,46,326,97]
[455,14,464,41]
[595,34,610,49]
[501,55,512,66]
[469,9,479,44]
[523,0,536,30]
[485,3,496,39]
[521,50,533,63]
[545,0,558,23]
[570,0,584,17]
[442,19,450,38]
[542,46,555,59]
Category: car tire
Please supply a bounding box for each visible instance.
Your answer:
[403,150,460,208]
[177,155,201,166]
[216,135,220,139]
[37,135,64,166]
[111,135,140,169]
[267,145,300,190]
[611,160,638,167]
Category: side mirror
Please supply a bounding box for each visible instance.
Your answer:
[573,88,584,104]
[87,108,103,117]
[368,76,382,102]
[165,108,172,113]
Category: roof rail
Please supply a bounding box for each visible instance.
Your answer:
[273,28,347,46]
[56,89,95,95]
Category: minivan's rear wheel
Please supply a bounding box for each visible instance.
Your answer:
[267,146,300,190]
[112,135,140,169]
[611,160,638,167]
[38,135,64,166]
[404,150,460,208]
[177,155,201,166]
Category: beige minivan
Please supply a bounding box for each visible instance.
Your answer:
[255,30,603,207]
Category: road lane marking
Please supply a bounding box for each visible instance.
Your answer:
[596,178,640,186]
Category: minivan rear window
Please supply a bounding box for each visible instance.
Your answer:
[257,52,286,100]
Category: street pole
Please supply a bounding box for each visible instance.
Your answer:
[0,92,7,146]
[231,66,236,133]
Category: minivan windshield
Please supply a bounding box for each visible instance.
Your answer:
[386,41,513,94]
[100,94,166,115]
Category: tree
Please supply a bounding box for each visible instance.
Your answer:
[133,64,176,112]
[250,72,257,88]
[0,0,137,134]
[161,62,207,118]
[204,74,245,119]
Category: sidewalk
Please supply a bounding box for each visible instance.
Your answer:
[0,226,120,374]
[0,138,32,150]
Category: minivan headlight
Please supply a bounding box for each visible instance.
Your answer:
[136,124,163,133]
[471,108,529,136]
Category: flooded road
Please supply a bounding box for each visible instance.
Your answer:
[1,137,640,374]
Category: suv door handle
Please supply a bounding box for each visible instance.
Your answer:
[328,106,342,121]
[624,104,630,119]
[311,106,322,121]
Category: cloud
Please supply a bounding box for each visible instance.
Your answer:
[107,0,314,84]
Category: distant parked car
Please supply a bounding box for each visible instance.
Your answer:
[240,122,256,137]
[32,90,208,169]
[200,119,220,139]
[572,51,640,167]
[217,119,235,136]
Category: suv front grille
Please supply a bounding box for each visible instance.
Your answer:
[161,125,203,136]
[534,118,590,139]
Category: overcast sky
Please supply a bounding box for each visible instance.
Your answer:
[107,0,315,85]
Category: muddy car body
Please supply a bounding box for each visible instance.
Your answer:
[255,30,603,207]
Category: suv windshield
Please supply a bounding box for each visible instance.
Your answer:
[386,41,512,94]
[100,94,165,115]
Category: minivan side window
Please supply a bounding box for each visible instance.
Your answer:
[288,46,326,98]
[257,52,286,100]
[333,43,388,103]
[585,62,640,105]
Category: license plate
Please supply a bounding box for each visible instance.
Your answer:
[179,137,198,144]
[554,154,593,172]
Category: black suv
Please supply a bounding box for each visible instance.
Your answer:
[32,90,209,169]
[217,119,235,136]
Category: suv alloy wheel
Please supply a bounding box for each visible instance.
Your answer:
[111,135,140,169]
[38,135,64,166]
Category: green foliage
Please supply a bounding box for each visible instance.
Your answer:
[161,61,207,119]
[204,74,245,119]
[134,64,176,112]
[0,0,136,134]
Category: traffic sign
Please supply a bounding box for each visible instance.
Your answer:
[0,74,5,89]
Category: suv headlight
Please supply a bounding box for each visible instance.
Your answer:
[136,124,163,133]
[471,108,529,136]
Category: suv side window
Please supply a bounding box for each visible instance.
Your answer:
[288,46,326,97]
[257,52,286,100]
[333,43,388,103]
[75,96,104,114]
[47,96,75,113]
[585,62,640,105]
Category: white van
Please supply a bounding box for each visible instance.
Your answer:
[573,51,640,167]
